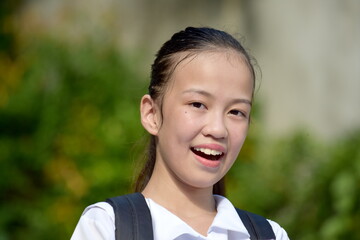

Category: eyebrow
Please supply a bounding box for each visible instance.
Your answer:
[182,88,252,106]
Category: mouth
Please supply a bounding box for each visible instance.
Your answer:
[190,147,225,161]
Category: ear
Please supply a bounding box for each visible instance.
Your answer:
[140,94,160,135]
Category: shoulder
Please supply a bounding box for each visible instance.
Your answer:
[215,195,290,240]
[71,202,115,240]
[83,202,115,220]
[267,219,290,240]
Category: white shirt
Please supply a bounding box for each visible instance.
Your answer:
[71,195,289,240]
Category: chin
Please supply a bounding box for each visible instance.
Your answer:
[182,177,222,191]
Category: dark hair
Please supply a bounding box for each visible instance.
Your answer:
[134,27,256,196]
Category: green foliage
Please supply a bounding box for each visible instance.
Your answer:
[0,23,359,240]
[228,130,360,239]
[0,39,147,239]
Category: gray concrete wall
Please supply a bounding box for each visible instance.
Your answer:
[252,1,360,139]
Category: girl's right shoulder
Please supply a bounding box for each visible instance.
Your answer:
[70,202,115,240]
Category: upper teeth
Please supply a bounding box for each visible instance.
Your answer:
[194,148,223,156]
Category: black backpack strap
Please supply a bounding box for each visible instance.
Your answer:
[236,208,276,240]
[106,192,153,240]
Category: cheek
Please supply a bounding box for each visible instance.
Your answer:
[229,124,249,153]
[161,109,202,141]
[178,107,202,124]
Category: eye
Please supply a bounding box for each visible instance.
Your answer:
[229,109,247,118]
[191,102,206,109]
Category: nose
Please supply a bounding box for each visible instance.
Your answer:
[202,112,228,139]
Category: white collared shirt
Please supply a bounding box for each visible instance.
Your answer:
[71,195,289,240]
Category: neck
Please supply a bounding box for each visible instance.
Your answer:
[141,164,216,216]
[142,160,218,236]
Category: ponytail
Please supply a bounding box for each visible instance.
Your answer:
[134,135,156,192]
[213,178,226,196]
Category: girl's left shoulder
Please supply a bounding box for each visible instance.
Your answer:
[267,219,290,240]
[215,195,290,240]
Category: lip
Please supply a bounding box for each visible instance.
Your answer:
[194,155,222,168]
[191,143,226,168]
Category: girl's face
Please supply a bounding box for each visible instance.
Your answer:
[148,51,253,190]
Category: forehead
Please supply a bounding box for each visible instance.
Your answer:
[167,50,253,91]
[174,49,248,70]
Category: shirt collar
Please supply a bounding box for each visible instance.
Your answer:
[210,195,249,234]
[146,198,202,239]
[146,195,250,239]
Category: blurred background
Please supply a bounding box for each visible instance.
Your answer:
[0,0,359,239]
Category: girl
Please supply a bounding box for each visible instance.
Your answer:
[71,27,289,240]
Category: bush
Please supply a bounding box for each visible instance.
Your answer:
[228,130,360,239]
[0,39,146,239]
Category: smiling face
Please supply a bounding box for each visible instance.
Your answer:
[143,50,253,191]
